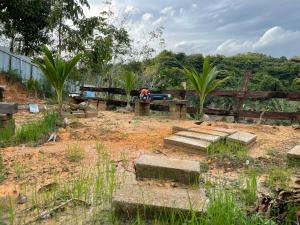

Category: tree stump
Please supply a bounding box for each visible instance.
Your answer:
[135,100,150,116]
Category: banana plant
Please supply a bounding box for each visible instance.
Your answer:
[182,57,231,117]
[121,69,135,109]
[35,46,81,115]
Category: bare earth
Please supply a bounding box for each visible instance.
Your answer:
[1,110,300,198]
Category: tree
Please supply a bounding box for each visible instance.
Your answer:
[35,46,81,115]
[121,70,135,109]
[0,0,51,55]
[182,57,231,116]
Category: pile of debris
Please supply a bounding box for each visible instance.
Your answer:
[63,102,98,118]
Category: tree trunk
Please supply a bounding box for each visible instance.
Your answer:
[126,94,131,109]
[57,90,63,116]
[199,95,205,119]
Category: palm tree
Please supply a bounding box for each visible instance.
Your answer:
[35,46,81,115]
[182,57,230,117]
[121,69,135,109]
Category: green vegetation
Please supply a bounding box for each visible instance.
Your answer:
[121,69,135,109]
[0,112,60,147]
[15,112,59,145]
[0,152,6,183]
[65,142,84,162]
[36,46,81,115]
[182,57,231,116]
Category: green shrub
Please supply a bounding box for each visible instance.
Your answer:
[0,120,15,146]
[0,152,5,183]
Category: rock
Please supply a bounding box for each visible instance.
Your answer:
[287,145,300,160]
[17,193,27,204]
[202,114,210,121]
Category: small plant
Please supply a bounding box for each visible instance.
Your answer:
[65,142,84,162]
[239,172,257,206]
[26,74,39,97]
[35,46,81,115]
[0,152,6,183]
[121,69,135,109]
[181,57,231,117]
[12,160,24,179]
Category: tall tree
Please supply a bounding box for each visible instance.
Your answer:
[0,0,51,55]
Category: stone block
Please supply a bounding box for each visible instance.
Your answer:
[189,128,229,138]
[113,184,207,219]
[164,135,210,152]
[135,154,200,185]
[176,131,220,143]
[287,145,300,159]
[227,131,257,145]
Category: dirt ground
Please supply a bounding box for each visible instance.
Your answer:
[1,109,300,198]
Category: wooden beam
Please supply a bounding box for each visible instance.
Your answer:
[0,102,18,114]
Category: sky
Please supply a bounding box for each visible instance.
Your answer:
[85,0,300,58]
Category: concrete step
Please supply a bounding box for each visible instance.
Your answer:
[188,128,229,138]
[164,135,210,152]
[287,145,300,160]
[212,128,237,135]
[227,131,257,146]
[135,154,201,185]
[176,131,220,143]
[113,183,207,218]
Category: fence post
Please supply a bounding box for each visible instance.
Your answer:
[234,71,252,122]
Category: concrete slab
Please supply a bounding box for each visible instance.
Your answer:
[0,102,18,114]
[212,128,237,135]
[287,145,300,159]
[176,131,220,143]
[113,184,207,218]
[172,126,191,134]
[188,128,229,138]
[227,131,257,145]
[135,154,201,185]
[164,135,210,152]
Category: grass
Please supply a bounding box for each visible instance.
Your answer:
[65,142,84,162]
[14,111,59,145]
[0,151,6,183]
[207,141,250,169]
[266,166,294,190]
[0,119,15,146]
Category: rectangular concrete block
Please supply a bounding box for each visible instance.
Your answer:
[189,128,229,138]
[287,145,300,159]
[172,126,191,134]
[113,184,207,219]
[0,102,18,114]
[135,154,200,185]
[176,131,220,143]
[227,131,257,145]
[164,135,210,152]
[212,128,237,135]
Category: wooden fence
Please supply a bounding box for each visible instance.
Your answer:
[80,72,300,121]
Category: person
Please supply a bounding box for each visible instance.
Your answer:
[139,88,150,102]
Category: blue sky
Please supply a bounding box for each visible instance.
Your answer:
[85,0,300,57]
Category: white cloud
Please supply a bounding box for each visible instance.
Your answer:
[125,5,138,14]
[160,6,176,16]
[215,26,300,57]
[192,3,198,9]
[152,17,166,26]
[142,13,153,22]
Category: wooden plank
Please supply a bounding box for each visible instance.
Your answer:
[80,86,300,101]
[0,102,18,114]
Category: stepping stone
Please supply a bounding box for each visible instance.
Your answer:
[227,131,257,146]
[287,145,300,159]
[135,154,200,185]
[212,128,237,135]
[172,126,191,134]
[113,183,207,218]
[176,131,220,143]
[164,135,210,152]
[189,128,229,138]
